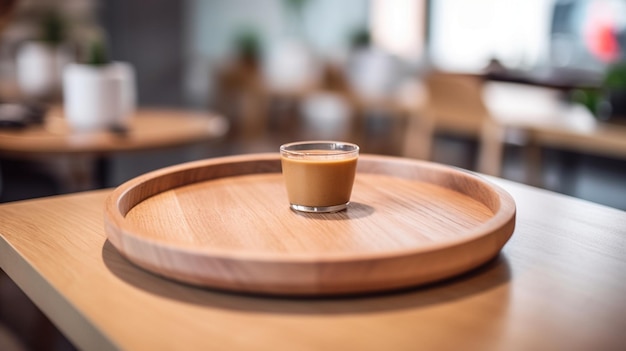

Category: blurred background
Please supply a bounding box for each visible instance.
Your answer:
[0,0,625,349]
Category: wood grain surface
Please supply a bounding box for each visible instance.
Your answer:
[1,174,626,351]
[0,107,228,157]
[104,154,516,295]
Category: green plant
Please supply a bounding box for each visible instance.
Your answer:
[571,87,601,115]
[40,10,67,45]
[84,39,110,66]
[572,60,626,119]
[349,27,371,50]
[233,27,261,64]
[603,61,626,90]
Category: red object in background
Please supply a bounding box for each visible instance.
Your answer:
[583,2,621,63]
[587,23,620,62]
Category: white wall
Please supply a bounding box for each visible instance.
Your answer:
[429,0,554,72]
[187,0,368,59]
[183,0,369,107]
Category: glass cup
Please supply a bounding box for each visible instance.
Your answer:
[280,141,359,213]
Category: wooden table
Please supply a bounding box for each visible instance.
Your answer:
[0,107,228,191]
[479,82,626,180]
[0,108,229,156]
[405,76,626,188]
[0,172,625,350]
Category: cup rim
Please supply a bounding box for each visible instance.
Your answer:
[280,140,359,158]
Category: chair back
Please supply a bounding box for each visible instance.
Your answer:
[423,72,490,135]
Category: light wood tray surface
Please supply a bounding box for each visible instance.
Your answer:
[104,153,516,295]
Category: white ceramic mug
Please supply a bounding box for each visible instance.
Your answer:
[63,62,136,131]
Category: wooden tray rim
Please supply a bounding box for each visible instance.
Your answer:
[104,153,516,263]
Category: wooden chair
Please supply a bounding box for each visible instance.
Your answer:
[403,71,504,175]
[422,72,490,137]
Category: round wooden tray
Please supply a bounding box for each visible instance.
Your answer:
[104,153,516,296]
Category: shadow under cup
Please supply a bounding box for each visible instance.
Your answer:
[280,141,359,213]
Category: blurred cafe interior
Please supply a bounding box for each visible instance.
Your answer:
[0,0,625,349]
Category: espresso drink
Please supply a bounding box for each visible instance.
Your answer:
[281,152,358,208]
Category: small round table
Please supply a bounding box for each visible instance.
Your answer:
[0,107,229,192]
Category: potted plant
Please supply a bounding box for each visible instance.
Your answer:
[573,60,626,122]
[15,9,74,101]
[263,0,321,92]
[63,38,136,131]
[599,61,626,121]
[233,27,262,69]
